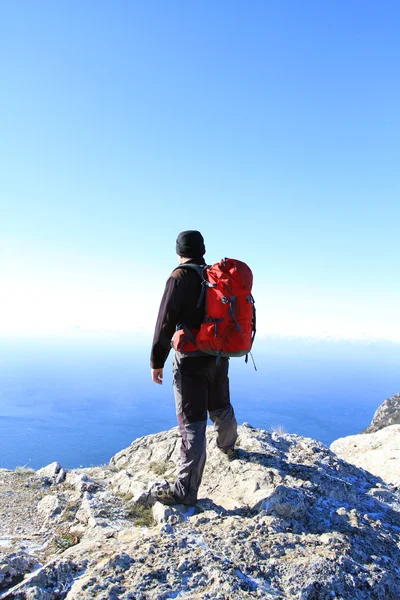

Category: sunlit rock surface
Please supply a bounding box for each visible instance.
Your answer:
[1,424,400,599]
[331,392,400,486]
[331,424,400,486]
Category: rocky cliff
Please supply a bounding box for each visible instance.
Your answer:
[363,392,400,434]
[1,424,400,599]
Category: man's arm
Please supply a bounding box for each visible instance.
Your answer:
[150,275,184,377]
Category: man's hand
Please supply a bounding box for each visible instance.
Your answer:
[151,368,163,385]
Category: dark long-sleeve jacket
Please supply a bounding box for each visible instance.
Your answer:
[150,258,206,369]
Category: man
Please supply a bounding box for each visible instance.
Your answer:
[150,230,238,506]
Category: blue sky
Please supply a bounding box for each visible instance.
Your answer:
[1,1,399,341]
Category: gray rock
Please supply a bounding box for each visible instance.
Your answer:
[55,468,67,484]
[363,392,400,433]
[0,552,39,591]
[2,555,89,599]
[73,490,125,534]
[259,484,309,518]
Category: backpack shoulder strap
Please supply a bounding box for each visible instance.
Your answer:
[172,264,208,280]
[172,264,209,309]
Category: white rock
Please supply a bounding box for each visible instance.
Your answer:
[36,462,61,478]
[37,495,61,520]
[66,472,90,485]
[65,471,96,492]
[152,502,175,525]
[331,424,400,485]
[132,490,153,507]
[152,502,195,525]
[109,469,144,498]
[75,493,97,527]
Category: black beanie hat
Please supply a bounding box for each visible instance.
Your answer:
[176,230,206,258]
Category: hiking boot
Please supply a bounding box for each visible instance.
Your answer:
[154,486,197,506]
[225,447,238,462]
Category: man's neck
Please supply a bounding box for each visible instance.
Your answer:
[177,256,205,265]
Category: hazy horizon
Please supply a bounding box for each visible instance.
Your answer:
[1,334,398,470]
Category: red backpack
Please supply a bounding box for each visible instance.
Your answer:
[172,258,256,363]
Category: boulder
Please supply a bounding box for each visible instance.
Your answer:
[65,471,97,493]
[37,495,61,521]
[152,502,195,525]
[74,493,98,528]
[331,424,400,485]
[36,462,62,479]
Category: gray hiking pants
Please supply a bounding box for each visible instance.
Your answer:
[172,353,238,504]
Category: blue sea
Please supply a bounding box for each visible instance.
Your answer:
[0,336,399,470]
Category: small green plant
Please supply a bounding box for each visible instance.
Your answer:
[53,532,81,551]
[125,504,155,527]
[149,461,169,476]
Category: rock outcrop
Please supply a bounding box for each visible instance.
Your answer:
[330,393,400,486]
[1,425,400,599]
[363,392,400,433]
[330,424,400,486]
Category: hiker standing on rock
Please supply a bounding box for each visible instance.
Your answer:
[150,230,238,506]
